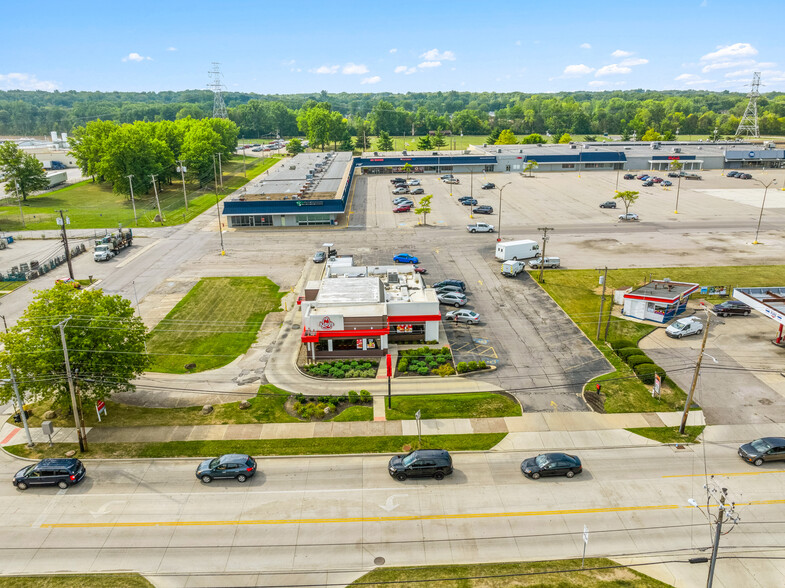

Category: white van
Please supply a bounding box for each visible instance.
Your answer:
[501,260,526,277]
[665,316,703,339]
[495,240,539,261]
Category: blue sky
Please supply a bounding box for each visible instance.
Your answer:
[2,0,784,95]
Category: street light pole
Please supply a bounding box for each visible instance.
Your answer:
[126,174,138,225]
[752,178,777,244]
[176,160,188,213]
[497,182,511,242]
[6,367,34,447]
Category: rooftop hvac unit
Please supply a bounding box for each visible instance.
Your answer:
[374,152,378,156]
[402,150,407,155]
[483,143,487,147]
[672,147,681,153]
[570,144,577,149]
[432,152,438,155]
[387,272,399,284]
[651,142,661,149]
[497,149,502,153]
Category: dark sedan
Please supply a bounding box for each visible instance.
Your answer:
[521,453,582,479]
[473,205,494,214]
[196,454,257,483]
[599,201,617,208]
[624,174,636,180]
[481,182,496,189]
[738,437,785,466]
[460,198,478,206]
[713,300,752,317]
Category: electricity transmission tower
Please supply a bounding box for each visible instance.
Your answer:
[208,62,228,119]
[735,72,761,138]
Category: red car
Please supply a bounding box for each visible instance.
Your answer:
[652,177,664,183]
[413,266,427,274]
[393,205,412,213]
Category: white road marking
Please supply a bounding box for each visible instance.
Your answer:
[379,494,408,512]
[49,485,419,500]
[89,500,127,517]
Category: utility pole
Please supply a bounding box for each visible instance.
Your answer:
[13,180,25,228]
[679,308,710,434]
[537,227,554,283]
[126,175,138,225]
[217,153,223,187]
[0,314,7,333]
[55,210,74,281]
[176,160,188,212]
[53,318,86,452]
[73,370,88,450]
[213,155,225,255]
[241,147,247,178]
[150,174,164,225]
[8,367,34,447]
[688,480,740,588]
[596,267,608,340]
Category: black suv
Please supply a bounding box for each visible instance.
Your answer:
[13,458,86,490]
[389,449,453,481]
[196,454,257,483]
[713,300,752,317]
[433,279,466,291]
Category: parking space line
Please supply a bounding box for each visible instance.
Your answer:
[662,469,785,478]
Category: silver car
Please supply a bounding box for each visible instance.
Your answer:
[438,292,467,307]
[445,309,480,324]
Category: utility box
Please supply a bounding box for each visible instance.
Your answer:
[42,421,54,436]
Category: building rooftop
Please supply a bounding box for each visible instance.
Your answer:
[629,280,700,301]
[734,287,785,318]
[237,152,352,201]
[316,277,385,304]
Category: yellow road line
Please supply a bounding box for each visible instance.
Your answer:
[662,470,785,478]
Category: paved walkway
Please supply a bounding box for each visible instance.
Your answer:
[0,411,714,452]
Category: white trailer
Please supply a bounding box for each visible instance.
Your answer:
[495,239,539,261]
[46,171,67,188]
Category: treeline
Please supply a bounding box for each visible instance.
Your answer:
[69,117,238,196]
[4,88,785,141]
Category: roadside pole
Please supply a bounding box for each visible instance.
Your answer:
[126,175,138,225]
[53,318,86,452]
[55,210,74,280]
[13,180,25,227]
[596,267,608,340]
[8,367,34,447]
[150,174,164,225]
[415,409,422,446]
[386,354,392,409]
[213,154,225,255]
[176,160,188,213]
[537,227,554,283]
[679,308,710,434]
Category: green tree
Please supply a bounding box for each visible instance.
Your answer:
[557,133,572,144]
[98,122,174,196]
[431,130,447,148]
[523,160,538,177]
[328,111,348,150]
[521,133,544,144]
[204,118,240,157]
[286,137,305,155]
[641,128,661,141]
[495,129,518,145]
[414,194,433,225]
[613,190,640,216]
[0,283,149,413]
[354,119,372,151]
[402,163,413,180]
[0,141,49,201]
[485,128,501,145]
[175,104,207,120]
[68,119,118,181]
[298,103,332,151]
[416,135,432,150]
[376,130,393,151]
[181,123,223,187]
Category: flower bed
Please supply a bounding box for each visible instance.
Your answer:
[397,346,455,376]
[288,390,372,420]
[301,359,379,379]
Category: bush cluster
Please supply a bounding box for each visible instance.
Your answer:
[290,389,371,420]
[634,363,666,385]
[456,360,488,374]
[397,347,453,376]
[608,339,636,350]
[611,344,667,387]
[302,359,378,379]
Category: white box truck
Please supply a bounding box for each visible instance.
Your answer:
[495,240,539,261]
[501,260,526,277]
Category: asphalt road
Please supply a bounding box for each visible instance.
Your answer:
[1,444,784,586]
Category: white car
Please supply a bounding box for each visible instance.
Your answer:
[392,186,409,195]
[437,292,467,307]
[444,178,460,184]
[393,197,412,205]
[408,179,421,186]
[467,222,494,233]
[445,309,480,324]
[619,212,639,221]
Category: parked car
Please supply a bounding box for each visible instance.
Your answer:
[313,251,326,263]
[390,178,406,184]
[624,174,636,180]
[410,187,425,195]
[665,316,703,339]
[521,453,582,479]
[652,177,663,183]
[738,437,785,466]
[393,196,412,205]
[713,300,752,316]
[393,253,419,264]
[444,178,460,184]
[637,174,649,180]
[439,174,454,180]
[481,182,496,189]
[662,180,673,187]
[251,147,262,152]
[392,186,409,195]
[433,279,466,291]
[408,179,421,186]
[435,284,465,294]
[667,172,681,178]
[619,212,639,221]
[467,222,494,233]
[461,198,478,206]
[392,179,407,185]
[473,205,494,214]
[445,309,480,323]
[196,454,257,484]
[388,449,453,481]
[393,205,412,213]
[13,458,86,490]
[727,171,740,177]
[528,256,561,269]
[413,266,427,274]
[438,292,467,307]
[642,180,654,187]
[599,201,617,209]
[739,173,753,180]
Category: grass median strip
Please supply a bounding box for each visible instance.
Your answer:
[351,557,673,587]
[0,574,153,588]
[147,276,284,373]
[5,433,507,460]
[626,425,705,444]
[386,393,521,420]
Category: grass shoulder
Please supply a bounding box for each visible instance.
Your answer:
[351,557,672,587]
[0,574,153,588]
[5,433,507,460]
[626,425,705,444]
[386,392,521,420]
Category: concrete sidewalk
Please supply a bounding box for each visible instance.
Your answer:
[0,410,715,452]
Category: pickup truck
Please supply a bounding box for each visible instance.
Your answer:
[467,222,494,233]
[528,256,561,269]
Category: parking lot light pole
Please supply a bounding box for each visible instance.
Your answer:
[752,178,777,244]
[497,182,511,242]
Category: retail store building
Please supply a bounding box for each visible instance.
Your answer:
[621,279,700,323]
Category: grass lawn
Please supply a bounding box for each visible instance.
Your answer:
[146,276,283,373]
[386,393,521,420]
[0,575,152,588]
[14,385,299,428]
[331,406,374,421]
[627,425,705,444]
[351,558,672,587]
[0,281,25,297]
[0,156,279,231]
[5,433,507,459]
[535,265,785,413]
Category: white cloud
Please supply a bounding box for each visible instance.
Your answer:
[389,48,397,54]
[394,65,417,74]
[596,64,631,76]
[342,63,369,75]
[420,48,456,61]
[122,52,151,62]
[281,59,296,66]
[563,64,595,76]
[620,57,648,66]
[515,40,521,46]
[701,42,758,62]
[702,59,754,72]
[674,73,714,84]
[580,43,592,49]
[611,49,632,58]
[361,76,381,84]
[726,67,785,79]
[312,65,340,74]
[588,80,606,87]
[675,73,697,81]
[0,72,58,91]
[418,61,441,69]
[166,47,177,51]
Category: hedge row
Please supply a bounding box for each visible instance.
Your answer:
[609,340,667,385]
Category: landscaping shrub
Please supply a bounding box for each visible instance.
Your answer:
[627,354,653,368]
[609,338,636,350]
[617,347,642,360]
[456,362,469,374]
[435,363,455,377]
[359,389,371,403]
[418,366,429,375]
[304,359,378,379]
[478,360,487,369]
[348,390,359,404]
[634,363,667,385]
[398,359,409,372]
[468,361,478,371]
